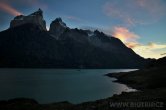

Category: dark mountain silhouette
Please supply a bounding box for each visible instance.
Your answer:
[148,57,166,68]
[0,9,148,68]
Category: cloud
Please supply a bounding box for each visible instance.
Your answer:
[125,42,141,49]
[146,42,166,50]
[102,0,166,59]
[109,26,166,59]
[161,53,166,56]
[82,26,140,47]
[65,16,83,22]
[0,0,47,9]
[103,2,136,26]
[132,42,166,59]
[112,26,139,43]
[132,42,166,50]
[136,0,166,16]
[103,0,166,26]
[0,0,47,15]
[0,1,22,16]
[0,0,47,31]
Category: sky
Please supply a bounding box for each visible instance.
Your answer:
[0,0,166,59]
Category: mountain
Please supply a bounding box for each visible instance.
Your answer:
[0,9,148,68]
[49,17,68,38]
[148,57,166,68]
[10,8,46,31]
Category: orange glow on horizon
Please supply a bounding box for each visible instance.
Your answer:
[113,33,126,43]
[112,26,139,48]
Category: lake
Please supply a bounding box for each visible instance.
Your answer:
[0,69,136,104]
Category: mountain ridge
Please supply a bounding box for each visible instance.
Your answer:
[0,9,149,68]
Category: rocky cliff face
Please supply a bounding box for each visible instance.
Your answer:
[10,8,46,31]
[49,18,67,38]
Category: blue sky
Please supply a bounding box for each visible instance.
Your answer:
[0,0,166,58]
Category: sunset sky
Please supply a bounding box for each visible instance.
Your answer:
[0,0,166,59]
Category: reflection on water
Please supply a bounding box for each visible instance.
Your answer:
[0,69,136,104]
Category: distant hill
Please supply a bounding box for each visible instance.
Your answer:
[148,57,166,68]
[0,9,148,68]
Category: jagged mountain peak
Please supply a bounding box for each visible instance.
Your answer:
[51,18,67,28]
[49,17,68,38]
[0,9,148,68]
[53,17,63,23]
[30,8,43,17]
[94,30,101,34]
[93,30,106,36]
[10,8,46,31]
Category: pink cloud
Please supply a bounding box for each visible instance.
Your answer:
[1,0,48,10]
[125,42,140,48]
[136,0,166,20]
[103,2,138,26]
[111,26,166,58]
[103,0,166,26]
[112,26,139,43]
[0,2,22,16]
[65,16,83,22]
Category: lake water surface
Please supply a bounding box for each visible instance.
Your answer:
[0,69,136,104]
